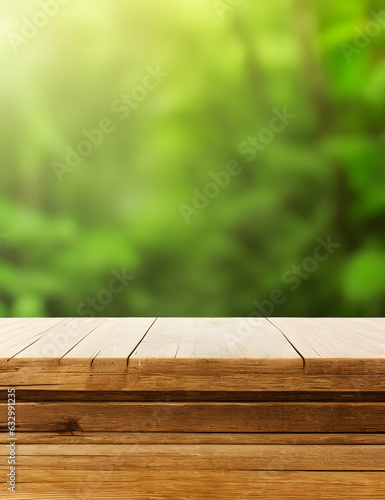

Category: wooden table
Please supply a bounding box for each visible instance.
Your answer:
[1,318,385,498]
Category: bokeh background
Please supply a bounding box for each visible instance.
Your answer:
[0,0,385,318]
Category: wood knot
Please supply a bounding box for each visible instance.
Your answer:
[62,417,84,435]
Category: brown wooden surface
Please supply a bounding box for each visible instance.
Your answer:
[1,317,384,391]
[7,402,385,433]
[270,318,385,375]
[130,317,300,362]
[3,367,385,391]
[5,471,385,499]
[2,318,385,499]
[3,432,385,445]
[1,444,385,471]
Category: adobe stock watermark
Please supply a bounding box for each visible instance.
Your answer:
[238,107,297,161]
[179,106,296,224]
[38,269,134,358]
[179,161,242,224]
[39,318,95,358]
[226,235,341,348]
[52,65,169,182]
[76,268,134,317]
[213,0,244,21]
[252,235,340,316]
[340,10,385,63]
[7,388,16,494]
[8,0,71,54]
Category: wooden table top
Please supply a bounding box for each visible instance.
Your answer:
[0,318,384,391]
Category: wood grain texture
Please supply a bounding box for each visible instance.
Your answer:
[1,318,385,391]
[1,318,107,370]
[6,472,385,499]
[3,432,385,445]
[270,318,385,374]
[2,318,385,499]
[7,402,385,433]
[1,370,385,391]
[2,444,385,471]
[0,318,42,333]
[59,317,156,371]
[131,317,301,363]
[0,318,64,362]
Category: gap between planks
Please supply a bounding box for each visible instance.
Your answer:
[266,317,306,369]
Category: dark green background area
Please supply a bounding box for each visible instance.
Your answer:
[1,0,385,318]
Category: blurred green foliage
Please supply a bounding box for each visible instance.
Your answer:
[0,0,384,317]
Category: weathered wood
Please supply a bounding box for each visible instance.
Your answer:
[3,432,385,445]
[2,367,385,391]
[59,317,156,371]
[2,444,385,471]
[131,317,301,362]
[7,471,385,499]
[2,318,104,368]
[0,318,64,361]
[270,318,385,374]
[2,318,385,499]
[2,318,385,391]
[7,402,385,433]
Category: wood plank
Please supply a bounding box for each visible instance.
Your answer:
[4,432,385,445]
[1,318,385,390]
[2,369,385,391]
[6,402,385,433]
[0,318,65,362]
[0,318,63,343]
[270,318,385,374]
[59,317,156,371]
[0,318,42,334]
[6,472,385,499]
[3,318,105,369]
[130,318,302,371]
[2,444,385,471]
